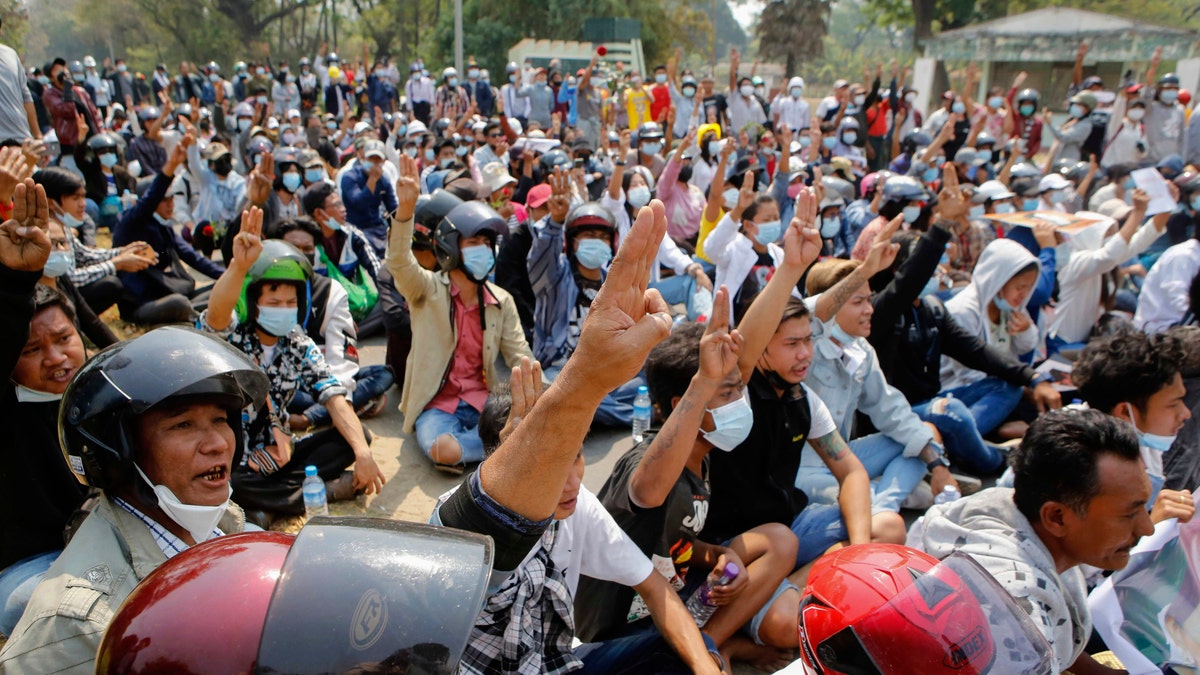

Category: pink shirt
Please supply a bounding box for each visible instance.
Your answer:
[657,156,706,240]
[426,284,498,414]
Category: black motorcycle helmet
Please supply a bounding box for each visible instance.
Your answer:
[540,148,572,174]
[434,201,508,279]
[87,132,123,153]
[565,202,617,255]
[414,189,464,252]
[1016,88,1040,107]
[434,117,454,137]
[59,327,269,496]
[899,130,932,157]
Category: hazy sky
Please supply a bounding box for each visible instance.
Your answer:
[732,0,764,32]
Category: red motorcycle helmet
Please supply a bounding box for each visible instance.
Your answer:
[797,544,1052,675]
[96,531,293,674]
[97,517,494,675]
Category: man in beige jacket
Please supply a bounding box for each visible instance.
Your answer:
[387,155,531,473]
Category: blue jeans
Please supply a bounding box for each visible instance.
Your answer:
[575,627,721,674]
[912,396,1003,475]
[790,503,849,569]
[939,377,1023,436]
[288,365,394,428]
[545,365,645,428]
[795,433,925,514]
[414,400,485,464]
[0,550,59,636]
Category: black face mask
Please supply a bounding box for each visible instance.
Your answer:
[677,165,694,184]
[212,156,232,176]
[304,252,316,266]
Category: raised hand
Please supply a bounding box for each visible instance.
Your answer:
[231,206,264,271]
[0,180,51,272]
[783,186,823,271]
[1007,308,1032,334]
[565,200,673,394]
[547,168,571,223]
[862,214,902,276]
[936,163,968,222]
[698,286,743,382]
[0,146,31,203]
[246,151,275,207]
[1130,188,1150,213]
[394,152,420,221]
[499,356,545,444]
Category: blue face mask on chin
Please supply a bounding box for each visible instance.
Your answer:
[574,238,612,270]
[256,305,298,337]
[829,320,858,345]
[461,244,495,281]
[994,295,1017,313]
[754,220,782,245]
[1127,404,1177,452]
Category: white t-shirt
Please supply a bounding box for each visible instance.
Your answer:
[433,484,655,596]
[803,383,838,440]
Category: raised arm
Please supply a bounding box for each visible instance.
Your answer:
[736,187,823,383]
[702,140,735,224]
[814,214,901,323]
[607,129,631,201]
[628,287,740,508]
[205,206,263,332]
[478,201,674,520]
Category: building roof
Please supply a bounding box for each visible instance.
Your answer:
[925,8,1199,61]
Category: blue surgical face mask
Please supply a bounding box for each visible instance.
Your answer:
[994,202,1015,214]
[99,152,119,168]
[448,77,459,88]
[627,185,652,209]
[461,243,495,281]
[1019,104,1035,117]
[791,87,803,98]
[305,168,324,183]
[799,135,812,148]
[707,140,722,156]
[1191,195,1200,211]
[57,209,84,229]
[256,305,298,337]
[281,172,302,193]
[425,149,436,162]
[574,238,613,270]
[642,142,662,156]
[1047,190,1068,204]
[902,205,922,224]
[1022,198,1040,211]
[923,167,940,183]
[324,215,343,231]
[829,320,858,345]
[951,102,966,114]
[841,132,858,145]
[988,96,1004,109]
[1068,104,1086,119]
[976,149,993,163]
[994,295,1016,312]
[754,219,782,245]
[702,393,754,452]
[820,215,841,239]
[822,136,838,150]
[968,204,985,219]
[1127,403,1177,453]
[43,249,74,277]
[1161,90,1179,105]
[238,118,252,132]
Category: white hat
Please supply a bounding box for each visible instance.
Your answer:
[353,121,372,136]
[1038,173,1071,193]
[481,162,517,194]
[973,180,1016,204]
[83,56,97,68]
[265,117,280,130]
[507,117,523,136]
[286,108,301,120]
[788,76,805,91]
[406,120,427,136]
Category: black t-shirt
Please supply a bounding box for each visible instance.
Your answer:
[703,369,812,545]
[573,438,710,642]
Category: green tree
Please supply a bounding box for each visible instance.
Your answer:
[756,0,833,78]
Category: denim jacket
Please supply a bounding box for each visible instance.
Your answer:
[0,496,244,674]
[801,296,933,458]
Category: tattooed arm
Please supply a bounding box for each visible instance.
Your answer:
[809,430,872,546]
[628,373,718,509]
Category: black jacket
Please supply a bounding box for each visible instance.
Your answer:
[870,223,1035,404]
[1,268,89,569]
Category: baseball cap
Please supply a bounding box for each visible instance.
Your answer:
[362,140,386,159]
[526,184,552,209]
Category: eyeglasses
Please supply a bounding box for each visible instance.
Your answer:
[488,133,504,138]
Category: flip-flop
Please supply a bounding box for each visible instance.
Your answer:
[433,462,465,476]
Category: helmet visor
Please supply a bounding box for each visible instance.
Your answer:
[825,553,1053,674]
[256,517,493,674]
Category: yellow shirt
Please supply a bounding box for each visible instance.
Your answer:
[625,87,653,128]
[695,207,726,263]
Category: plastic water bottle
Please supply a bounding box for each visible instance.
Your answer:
[302,465,328,518]
[934,485,961,505]
[632,386,652,444]
[686,562,740,627]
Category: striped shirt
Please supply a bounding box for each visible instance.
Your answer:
[113,497,223,559]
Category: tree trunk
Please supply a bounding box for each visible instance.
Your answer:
[911,0,936,52]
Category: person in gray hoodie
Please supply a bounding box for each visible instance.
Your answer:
[941,238,1042,435]
[910,409,1154,675]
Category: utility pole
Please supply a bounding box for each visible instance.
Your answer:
[454,0,464,74]
[710,0,717,74]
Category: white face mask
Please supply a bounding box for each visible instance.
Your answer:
[740,84,755,98]
[15,384,64,403]
[702,393,754,451]
[135,464,229,544]
[1127,107,1145,121]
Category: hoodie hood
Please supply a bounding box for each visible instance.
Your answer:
[969,238,1041,307]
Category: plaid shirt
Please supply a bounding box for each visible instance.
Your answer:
[113,497,222,559]
[458,522,581,675]
[66,226,121,287]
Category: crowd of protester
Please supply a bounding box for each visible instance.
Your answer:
[2,24,1200,673]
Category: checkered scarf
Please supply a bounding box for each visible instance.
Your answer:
[458,522,580,674]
